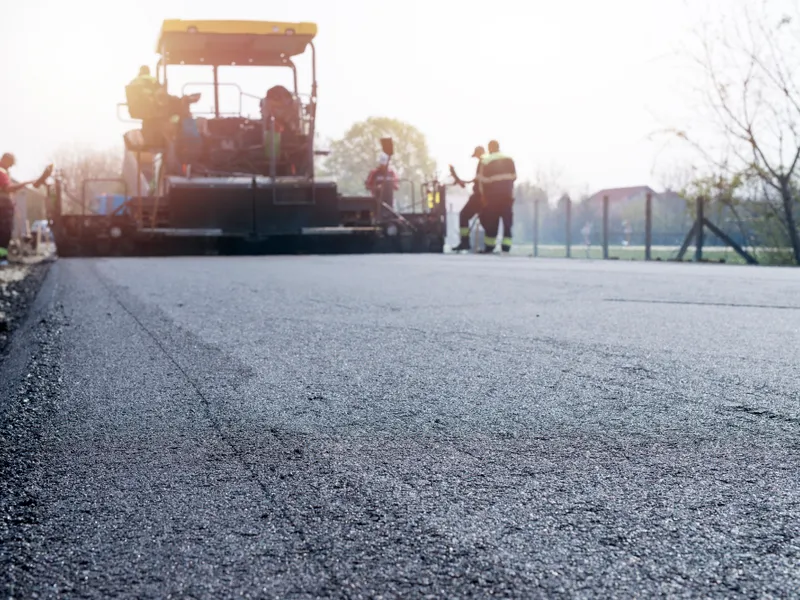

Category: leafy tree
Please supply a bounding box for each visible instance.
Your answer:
[321,117,436,209]
[683,171,794,262]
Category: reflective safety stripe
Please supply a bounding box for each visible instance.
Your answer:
[484,236,496,246]
[480,152,513,165]
[459,227,470,236]
[478,152,516,197]
[481,173,516,183]
[502,237,512,247]
[427,192,440,208]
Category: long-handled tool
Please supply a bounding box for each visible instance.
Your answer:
[374,137,418,233]
[9,164,54,192]
[33,164,54,188]
[375,137,394,225]
[445,166,488,253]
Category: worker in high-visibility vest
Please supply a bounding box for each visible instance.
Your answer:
[129,66,160,95]
[127,66,201,146]
[127,66,167,145]
[451,145,485,252]
[477,140,517,253]
[126,66,163,116]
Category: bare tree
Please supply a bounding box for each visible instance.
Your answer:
[51,144,123,213]
[533,162,569,205]
[676,1,800,263]
[656,161,696,194]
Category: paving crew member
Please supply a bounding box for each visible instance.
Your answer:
[450,145,486,252]
[0,153,40,266]
[127,65,168,145]
[261,85,299,134]
[127,66,201,145]
[130,65,158,86]
[365,153,399,209]
[477,140,516,253]
[127,66,163,114]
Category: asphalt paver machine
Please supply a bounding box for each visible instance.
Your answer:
[49,19,446,256]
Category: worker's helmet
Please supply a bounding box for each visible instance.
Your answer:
[379,152,390,166]
[487,140,500,153]
[471,146,485,159]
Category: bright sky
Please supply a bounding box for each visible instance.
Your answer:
[0,0,759,194]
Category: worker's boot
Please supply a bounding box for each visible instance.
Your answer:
[451,236,471,252]
[479,245,496,254]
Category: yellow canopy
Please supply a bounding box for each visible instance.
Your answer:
[157,20,318,66]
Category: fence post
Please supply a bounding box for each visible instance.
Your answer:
[602,195,609,259]
[533,197,539,257]
[695,196,704,262]
[565,195,572,258]
[645,192,652,260]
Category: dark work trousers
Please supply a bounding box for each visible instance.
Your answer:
[458,192,484,239]
[0,196,13,260]
[481,196,514,252]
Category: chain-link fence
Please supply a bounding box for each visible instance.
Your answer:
[446,191,792,264]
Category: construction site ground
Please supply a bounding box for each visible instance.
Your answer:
[0,253,53,357]
[506,243,786,264]
[1,254,798,598]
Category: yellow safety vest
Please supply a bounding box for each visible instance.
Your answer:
[131,74,160,95]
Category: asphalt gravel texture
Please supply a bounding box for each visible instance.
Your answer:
[0,262,51,354]
[1,255,799,599]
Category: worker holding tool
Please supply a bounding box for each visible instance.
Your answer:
[449,145,485,252]
[0,154,52,266]
[365,153,399,209]
[477,140,516,254]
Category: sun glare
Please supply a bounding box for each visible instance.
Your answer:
[2,0,742,189]
[5,2,160,171]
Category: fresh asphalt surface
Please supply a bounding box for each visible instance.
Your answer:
[2,255,799,598]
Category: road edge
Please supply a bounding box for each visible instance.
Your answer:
[0,260,66,596]
[0,261,60,414]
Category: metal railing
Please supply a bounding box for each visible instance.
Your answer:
[445,192,765,262]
